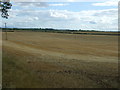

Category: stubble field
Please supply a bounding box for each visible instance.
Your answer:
[2,31,119,88]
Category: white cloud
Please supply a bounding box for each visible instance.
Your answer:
[16,2,69,8]
[49,3,69,6]
[10,0,108,2]
[50,10,68,18]
[92,0,119,6]
[16,2,48,8]
[67,0,75,2]
[4,7,118,31]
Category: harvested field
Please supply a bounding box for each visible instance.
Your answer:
[2,31,119,88]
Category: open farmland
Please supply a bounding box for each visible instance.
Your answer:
[2,31,119,88]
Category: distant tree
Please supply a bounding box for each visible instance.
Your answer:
[0,0,12,19]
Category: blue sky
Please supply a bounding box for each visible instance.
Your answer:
[47,2,117,11]
[1,0,119,31]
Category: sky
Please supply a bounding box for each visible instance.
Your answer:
[1,0,119,31]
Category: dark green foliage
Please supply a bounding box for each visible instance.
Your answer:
[1,27,119,36]
[0,1,12,19]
